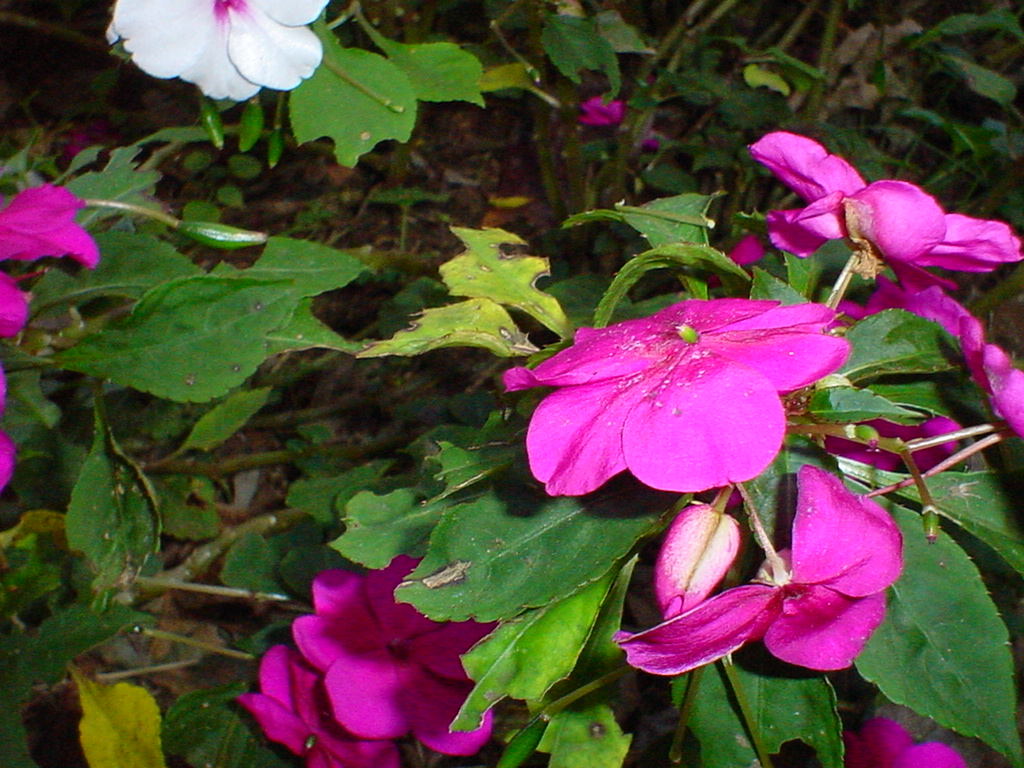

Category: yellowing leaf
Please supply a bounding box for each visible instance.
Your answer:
[73,667,167,768]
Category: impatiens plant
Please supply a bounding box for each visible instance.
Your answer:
[844,718,968,768]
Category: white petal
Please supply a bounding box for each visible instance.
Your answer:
[251,0,330,27]
[227,7,323,91]
[179,36,261,100]
[109,0,215,79]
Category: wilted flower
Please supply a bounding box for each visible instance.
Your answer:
[108,0,328,101]
[617,466,903,674]
[239,646,400,768]
[504,299,849,496]
[749,132,1022,288]
[844,717,968,768]
[292,557,494,755]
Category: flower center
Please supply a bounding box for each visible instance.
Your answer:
[676,324,699,343]
[388,637,411,661]
[214,0,246,20]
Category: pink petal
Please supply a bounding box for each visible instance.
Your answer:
[0,185,99,267]
[708,327,850,393]
[749,132,866,201]
[0,273,28,337]
[891,742,968,768]
[364,556,438,641]
[0,430,15,493]
[578,97,625,126]
[983,344,1024,438]
[765,587,887,670]
[790,467,902,596]
[238,692,311,755]
[925,213,1023,271]
[844,181,945,264]
[402,670,493,755]
[727,234,766,266]
[843,718,914,768]
[765,191,848,257]
[621,352,787,492]
[655,504,740,616]
[617,585,781,675]
[294,573,383,671]
[653,298,775,334]
[407,620,493,680]
[522,378,640,495]
[239,646,312,754]
[323,649,409,739]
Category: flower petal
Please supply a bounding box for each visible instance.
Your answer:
[844,181,946,263]
[109,0,214,78]
[765,587,887,670]
[252,0,329,26]
[402,670,493,755]
[843,718,914,768]
[294,570,383,670]
[891,742,968,768]
[363,556,438,641]
[749,132,866,201]
[228,7,323,92]
[621,353,786,492]
[323,649,409,739]
[983,344,1024,439]
[790,466,902,595]
[709,328,850,393]
[924,213,1023,271]
[0,273,28,337]
[617,585,781,675]
[407,621,493,680]
[0,185,98,267]
[655,505,740,616]
[239,646,316,754]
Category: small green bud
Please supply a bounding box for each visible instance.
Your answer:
[238,98,265,152]
[853,424,881,445]
[677,324,699,343]
[923,508,940,543]
[266,128,284,168]
[176,220,268,249]
[198,97,225,150]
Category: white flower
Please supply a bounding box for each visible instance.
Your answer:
[108,0,329,101]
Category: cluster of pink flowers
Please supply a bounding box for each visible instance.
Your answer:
[844,718,968,768]
[0,184,99,491]
[504,130,1024,678]
[240,557,493,767]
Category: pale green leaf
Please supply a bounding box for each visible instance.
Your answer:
[179,388,272,453]
[73,668,167,768]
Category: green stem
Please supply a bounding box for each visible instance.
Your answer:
[83,198,181,228]
[736,483,787,583]
[720,659,775,768]
[139,627,255,661]
[802,0,844,119]
[670,665,706,764]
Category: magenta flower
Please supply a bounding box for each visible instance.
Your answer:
[504,299,850,496]
[727,234,766,266]
[239,646,400,768]
[844,718,967,768]
[578,96,626,126]
[0,185,98,268]
[292,557,494,756]
[617,466,903,674]
[749,132,1022,288]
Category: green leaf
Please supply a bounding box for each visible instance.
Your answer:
[544,702,632,768]
[221,532,282,594]
[743,64,791,95]
[808,386,920,423]
[372,35,483,105]
[73,668,167,768]
[750,267,807,305]
[541,14,621,96]
[455,573,616,729]
[58,276,296,402]
[213,236,368,299]
[178,388,272,453]
[594,10,653,53]
[163,682,294,768]
[593,244,748,327]
[926,9,1024,40]
[286,462,392,526]
[396,484,667,621]
[840,310,958,383]
[939,53,1017,106]
[264,298,362,355]
[565,194,715,248]
[356,298,538,358]
[333,488,440,567]
[31,231,202,313]
[785,252,820,298]
[441,227,572,338]
[0,604,150,767]
[65,148,160,227]
[154,475,220,540]
[291,22,417,167]
[857,504,1023,767]
[430,439,516,500]
[66,424,158,593]
[689,664,843,768]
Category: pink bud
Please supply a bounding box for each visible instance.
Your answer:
[655,505,740,618]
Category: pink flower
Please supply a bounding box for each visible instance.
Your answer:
[239,646,400,768]
[616,466,903,674]
[578,96,626,126]
[727,234,766,266]
[292,557,494,756]
[749,132,1022,288]
[844,718,967,768]
[0,185,98,268]
[504,299,850,496]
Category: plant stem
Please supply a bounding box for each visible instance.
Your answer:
[138,627,255,661]
[802,0,844,119]
[720,660,774,768]
[670,665,705,764]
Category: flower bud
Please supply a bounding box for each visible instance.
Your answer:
[175,221,268,249]
[655,504,740,618]
[238,98,265,153]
